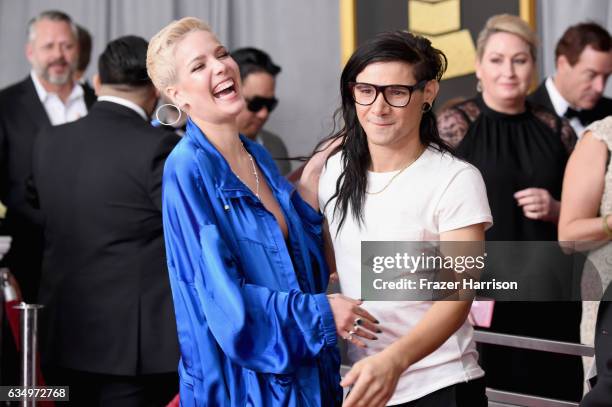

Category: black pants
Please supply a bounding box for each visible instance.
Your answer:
[45,367,178,407]
[389,377,487,407]
[2,215,44,303]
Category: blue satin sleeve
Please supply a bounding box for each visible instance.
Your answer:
[290,189,323,237]
[163,157,337,375]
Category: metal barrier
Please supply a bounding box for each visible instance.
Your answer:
[340,330,593,407]
[474,329,593,407]
[486,389,581,407]
[474,330,594,358]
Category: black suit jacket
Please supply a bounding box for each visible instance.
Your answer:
[0,76,96,301]
[528,80,612,126]
[0,75,96,222]
[581,284,612,406]
[31,101,180,375]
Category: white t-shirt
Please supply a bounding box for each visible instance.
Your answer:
[319,146,493,405]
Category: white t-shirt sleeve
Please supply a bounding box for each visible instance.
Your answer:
[435,165,493,233]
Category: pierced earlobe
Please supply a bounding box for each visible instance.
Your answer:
[422,102,432,113]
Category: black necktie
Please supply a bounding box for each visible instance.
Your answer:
[564,107,591,126]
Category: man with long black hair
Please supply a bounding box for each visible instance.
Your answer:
[299,31,492,407]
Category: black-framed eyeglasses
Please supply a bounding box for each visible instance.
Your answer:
[349,80,428,108]
[246,96,278,113]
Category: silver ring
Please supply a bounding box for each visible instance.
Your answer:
[353,317,363,327]
[155,103,182,126]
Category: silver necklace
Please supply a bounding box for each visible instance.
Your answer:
[236,144,260,199]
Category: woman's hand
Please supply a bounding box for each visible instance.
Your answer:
[329,272,339,284]
[297,136,344,211]
[341,349,404,407]
[327,294,380,348]
[514,187,560,223]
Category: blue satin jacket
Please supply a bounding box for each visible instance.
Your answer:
[162,120,342,406]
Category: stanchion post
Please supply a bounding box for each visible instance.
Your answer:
[13,303,43,407]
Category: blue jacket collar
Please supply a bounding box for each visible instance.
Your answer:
[185,118,293,197]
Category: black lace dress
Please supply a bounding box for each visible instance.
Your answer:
[438,94,582,401]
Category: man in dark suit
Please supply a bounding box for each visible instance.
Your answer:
[580,284,612,407]
[529,22,612,136]
[232,47,292,175]
[0,10,96,302]
[31,35,180,406]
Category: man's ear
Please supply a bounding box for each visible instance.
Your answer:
[557,55,570,73]
[424,80,440,104]
[92,74,101,96]
[25,42,34,65]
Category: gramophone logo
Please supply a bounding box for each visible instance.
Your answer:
[408,0,477,79]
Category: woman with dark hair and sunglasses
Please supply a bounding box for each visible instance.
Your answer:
[299,31,492,407]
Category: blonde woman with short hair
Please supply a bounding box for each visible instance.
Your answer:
[147,17,377,406]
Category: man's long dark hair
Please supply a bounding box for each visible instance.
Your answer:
[319,31,451,232]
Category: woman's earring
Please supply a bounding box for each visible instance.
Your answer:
[476,80,483,93]
[155,103,182,126]
[422,102,432,113]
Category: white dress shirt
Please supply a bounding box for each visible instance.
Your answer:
[97,95,148,121]
[545,76,585,136]
[30,71,88,126]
